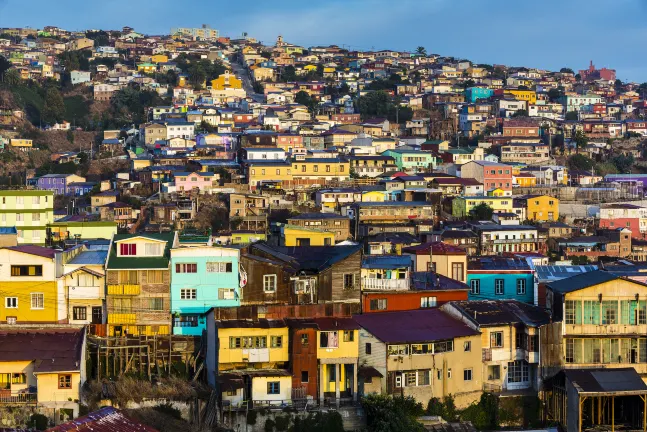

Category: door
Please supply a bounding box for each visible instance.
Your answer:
[91,307,103,324]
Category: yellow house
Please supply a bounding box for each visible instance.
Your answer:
[136,63,157,74]
[0,328,86,421]
[361,190,387,203]
[210,319,292,407]
[524,195,559,221]
[504,89,537,105]
[177,75,187,87]
[401,242,468,281]
[315,321,360,404]
[283,225,335,246]
[10,139,32,150]
[47,221,118,243]
[231,230,267,245]
[304,64,318,72]
[150,54,169,64]
[452,196,515,218]
[210,71,243,90]
[291,158,350,184]
[513,173,537,187]
[487,188,506,197]
[248,162,293,190]
[0,246,64,324]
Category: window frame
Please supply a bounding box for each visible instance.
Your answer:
[5,297,17,309]
[58,374,72,389]
[490,331,503,348]
[72,306,87,321]
[30,293,44,310]
[263,274,277,292]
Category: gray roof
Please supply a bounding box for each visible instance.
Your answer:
[546,270,632,294]
[535,265,598,283]
[564,368,647,394]
[68,250,108,265]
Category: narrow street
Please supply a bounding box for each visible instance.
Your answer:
[230,57,265,103]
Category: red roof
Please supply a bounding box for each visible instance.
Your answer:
[46,407,159,431]
[5,245,57,259]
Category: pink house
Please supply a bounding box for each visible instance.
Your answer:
[174,171,219,193]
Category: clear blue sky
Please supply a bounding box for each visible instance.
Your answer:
[1,0,646,81]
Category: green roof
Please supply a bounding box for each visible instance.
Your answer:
[0,190,53,196]
[106,233,175,270]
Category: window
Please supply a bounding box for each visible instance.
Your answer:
[433,340,453,353]
[301,371,309,383]
[147,270,164,284]
[16,196,23,205]
[517,279,526,295]
[463,369,473,381]
[113,298,132,313]
[343,330,354,342]
[344,274,356,289]
[218,289,235,300]
[447,369,452,379]
[565,300,582,324]
[369,299,387,311]
[207,262,233,273]
[452,263,464,281]
[602,301,618,324]
[11,373,26,384]
[230,337,242,348]
[320,331,338,348]
[148,297,164,311]
[267,382,280,395]
[72,306,87,320]
[411,343,432,354]
[118,270,138,284]
[30,293,44,310]
[301,334,309,346]
[11,265,42,277]
[420,296,437,308]
[495,279,504,295]
[32,213,40,222]
[180,288,197,300]
[488,365,501,380]
[464,341,471,352]
[145,243,162,256]
[365,343,371,354]
[271,336,282,348]
[263,275,277,292]
[58,374,72,389]
[470,279,480,295]
[490,331,503,348]
[175,263,197,273]
[5,297,17,308]
[508,361,529,383]
[388,344,409,356]
[119,243,136,256]
[395,374,402,388]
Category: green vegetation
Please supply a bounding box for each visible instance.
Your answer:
[470,203,494,220]
[362,394,425,432]
[292,412,344,432]
[356,90,413,124]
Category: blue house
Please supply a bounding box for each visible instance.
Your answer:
[170,245,240,335]
[465,87,494,103]
[467,257,535,304]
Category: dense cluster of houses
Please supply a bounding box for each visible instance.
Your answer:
[4,25,647,431]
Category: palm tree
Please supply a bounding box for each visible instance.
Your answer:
[3,68,20,86]
[415,46,427,57]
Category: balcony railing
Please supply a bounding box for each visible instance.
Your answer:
[484,238,537,244]
[0,392,37,404]
[107,284,140,295]
[361,278,410,291]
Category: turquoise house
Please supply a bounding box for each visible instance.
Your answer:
[465,87,494,103]
[467,257,535,304]
[170,245,240,335]
[381,149,437,172]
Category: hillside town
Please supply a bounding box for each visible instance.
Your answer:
[1,23,647,432]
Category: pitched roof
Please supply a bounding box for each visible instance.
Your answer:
[46,406,159,432]
[546,270,631,294]
[401,241,466,256]
[4,245,57,259]
[353,309,478,343]
[106,233,174,270]
[448,300,551,327]
[250,242,362,273]
[0,328,84,373]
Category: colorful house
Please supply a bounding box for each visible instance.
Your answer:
[61,244,107,326]
[170,245,240,336]
[0,246,64,324]
[0,190,54,245]
[37,174,87,196]
[518,195,560,222]
[381,149,437,172]
[173,171,218,194]
[47,221,118,243]
[210,71,243,90]
[0,328,86,421]
[467,257,535,304]
[206,317,291,407]
[451,196,514,218]
[282,225,335,247]
[105,233,178,337]
[137,63,157,74]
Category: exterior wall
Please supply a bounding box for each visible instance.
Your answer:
[251,375,292,404]
[452,197,514,218]
[291,328,318,398]
[240,257,292,305]
[316,330,359,360]
[283,227,335,246]
[405,253,467,281]
[362,291,468,313]
[217,327,289,367]
[0,190,54,244]
[170,246,240,335]
[0,360,36,394]
[467,271,535,304]
[36,371,81,416]
[526,196,559,222]
[286,218,350,242]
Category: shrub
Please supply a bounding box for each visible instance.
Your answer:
[264,418,276,432]
[29,413,49,431]
[153,402,182,420]
[246,409,258,425]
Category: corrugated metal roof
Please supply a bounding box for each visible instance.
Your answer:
[46,406,159,431]
[0,329,84,373]
[68,250,108,265]
[535,265,598,283]
[546,270,622,294]
[564,368,647,394]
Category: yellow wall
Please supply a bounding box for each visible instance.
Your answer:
[320,363,351,393]
[218,327,289,366]
[10,139,32,147]
[409,253,467,282]
[248,165,293,187]
[0,360,35,392]
[0,281,59,323]
[526,196,559,221]
[36,372,81,403]
[151,55,169,64]
[453,197,514,218]
[291,161,350,178]
[107,324,170,337]
[251,375,292,402]
[284,226,334,247]
[317,330,359,359]
[514,176,537,187]
[361,191,386,202]
[211,73,243,90]
[504,90,537,104]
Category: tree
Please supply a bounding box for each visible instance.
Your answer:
[295,90,316,112]
[356,91,392,119]
[470,203,494,220]
[188,63,206,88]
[547,87,564,102]
[0,55,11,82]
[512,109,529,118]
[573,130,588,151]
[560,67,574,74]
[594,162,618,176]
[42,87,66,124]
[280,65,297,82]
[565,111,578,121]
[571,255,590,265]
[415,46,427,56]
[612,154,635,174]
[567,154,594,171]
[362,394,424,432]
[3,68,20,86]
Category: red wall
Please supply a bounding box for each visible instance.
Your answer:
[291,328,318,399]
[599,218,642,238]
[361,290,468,313]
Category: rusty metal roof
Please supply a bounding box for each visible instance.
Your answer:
[46,406,159,431]
[0,328,84,373]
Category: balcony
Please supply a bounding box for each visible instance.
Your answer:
[0,392,37,404]
[361,278,410,291]
[107,284,140,295]
[107,313,136,324]
[484,238,537,245]
[69,286,102,300]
